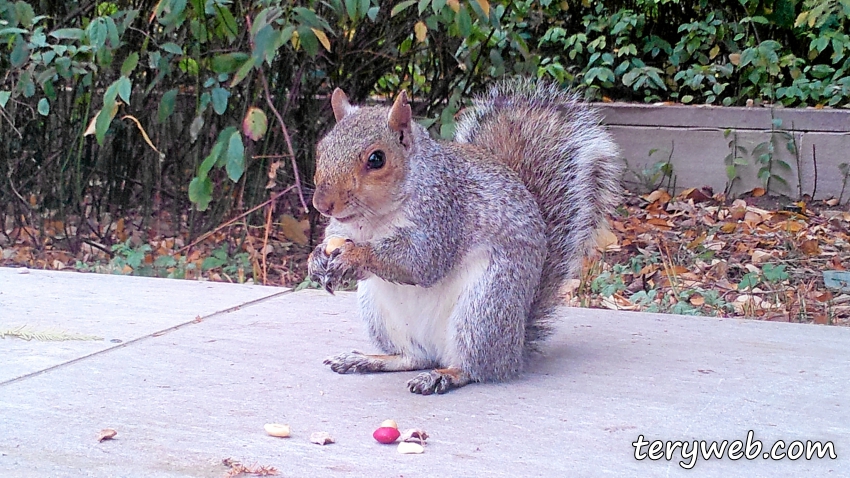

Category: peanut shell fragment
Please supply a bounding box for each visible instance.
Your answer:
[98,429,117,442]
[310,431,334,445]
[264,423,291,438]
[397,442,424,454]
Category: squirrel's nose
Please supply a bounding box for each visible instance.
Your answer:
[312,187,335,217]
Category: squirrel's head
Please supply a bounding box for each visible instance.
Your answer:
[313,88,414,222]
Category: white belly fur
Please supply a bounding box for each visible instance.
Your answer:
[357,246,491,364]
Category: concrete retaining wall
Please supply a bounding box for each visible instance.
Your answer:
[598,104,850,200]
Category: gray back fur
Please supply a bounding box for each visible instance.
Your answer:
[455,79,622,350]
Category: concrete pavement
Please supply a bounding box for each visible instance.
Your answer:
[0,267,847,476]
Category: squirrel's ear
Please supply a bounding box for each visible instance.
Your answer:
[331,88,354,122]
[388,90,412,148]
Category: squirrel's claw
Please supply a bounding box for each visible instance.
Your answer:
[323,350,382,374]
[307,245,338,294]
[407,368,471,395]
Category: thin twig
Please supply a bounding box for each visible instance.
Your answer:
[260,200,273,285]
[177,186,294,254]
[244,15,309,215]
[0,106,23,138]
[259,71,310,214]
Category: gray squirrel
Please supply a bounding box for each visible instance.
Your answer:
[307,79,621,394]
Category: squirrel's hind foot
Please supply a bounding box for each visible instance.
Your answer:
[407,368,472,395]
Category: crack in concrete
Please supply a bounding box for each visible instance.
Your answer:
[0,289,292,388]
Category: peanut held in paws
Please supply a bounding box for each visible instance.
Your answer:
[325,236,348,255]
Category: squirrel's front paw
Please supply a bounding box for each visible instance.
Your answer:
[323,350,383,374]
[308,241,362,293]
[307,245,335,293]
[407,368,471,395]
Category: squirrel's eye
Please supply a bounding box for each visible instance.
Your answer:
[367,150,385,169]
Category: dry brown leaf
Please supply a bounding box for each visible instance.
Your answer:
[800,239,821,255]
[595,227,619,251]
[122,115,163,158]
[681,187,712,203]
[645,189,672,204]
[414,21,427,43]
[743,211,763,227]
[751,250,772,264]
[278,214,309,246]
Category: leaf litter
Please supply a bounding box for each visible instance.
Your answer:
[1,188,847,325]
[572,187,850,326]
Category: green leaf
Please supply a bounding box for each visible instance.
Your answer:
[202,254,228,271]
[214,126,237,167]
[391,0,416,16]
[762,263,788,283]
[37,98,49,116]
[211,87,230,115]
[158,88,178,123]
[199,140,224,180]
[49,28,85,40]
[86,17,108,51]
[10,35,29,68]
[345,0,359,21]
[161,42,184,55]
[19,71,35,97]
[230,55,257,88]
[116,76,132,105]
[94,105,117,145]
[105,15,119,47]
[225,130,245,181]
[737,272,761,290]
[215,5,239,42]
[0,27,29,35]
[178,57,199,75]
[211,52,250,74]
[252,24,278,64]
[297,26,319,57]
[188,176,213,211]
[0,91,10,109]
[293,7,322,28]
[121,52,139,76]
[456,5,472,37]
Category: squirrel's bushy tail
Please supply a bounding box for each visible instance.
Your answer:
[455,79,622,350]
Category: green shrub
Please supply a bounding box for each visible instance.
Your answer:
[1,0,846,249]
